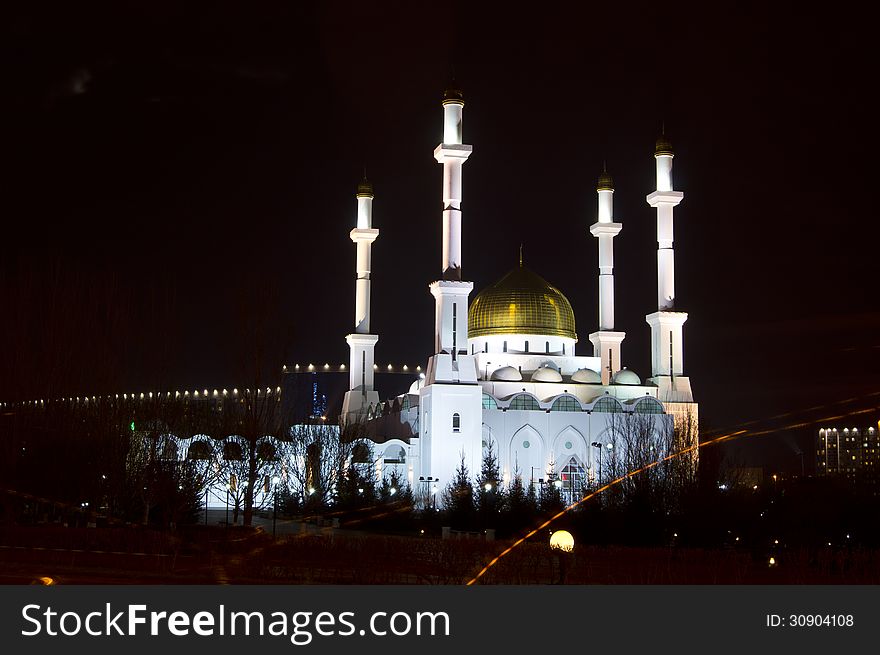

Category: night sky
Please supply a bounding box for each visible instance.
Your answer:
[3,1,877,471]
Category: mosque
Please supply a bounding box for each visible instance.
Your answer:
[339,88,698,504]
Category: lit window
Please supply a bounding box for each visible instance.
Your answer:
[452,413,461,433]
[550,395,581,412]
[561,457,587,504]
[592,397,623,413]
[509,394,541,411]
[634,398,664,414]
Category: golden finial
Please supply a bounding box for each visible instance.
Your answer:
[597,162,614,191]
[356,167,373,197]
[519,243,523,267]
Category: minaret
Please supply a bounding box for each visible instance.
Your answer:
[427,86,475,376]
[588,167,626,384]
[645,134,690,396]
[419,86,482,501]
[342,175,380,418]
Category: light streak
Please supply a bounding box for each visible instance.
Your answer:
[467,398,880,585]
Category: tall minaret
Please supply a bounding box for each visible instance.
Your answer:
[342,175,380,418]
[420,86,482,498]
[427,86,475,373]
[645,134,689,391]
[588,167,626,384]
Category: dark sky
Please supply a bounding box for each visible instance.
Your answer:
[3,1,877,471]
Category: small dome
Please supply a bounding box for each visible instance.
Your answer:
[491,366,522,382]
[531,366,563,383]
[442,86,464,105]
[571,368,602,384]
[356,176,374,198]
[655,134,674,156]
[597,170,614,191]
[612,368,641,385]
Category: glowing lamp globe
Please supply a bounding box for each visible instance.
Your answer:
[549,530,574,552]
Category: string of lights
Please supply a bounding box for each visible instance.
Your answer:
[282,363,421,373]
[0,362,424,407]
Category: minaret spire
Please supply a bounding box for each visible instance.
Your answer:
[646,132,690,391]
[342,174,380,418]
[588,165,625,384]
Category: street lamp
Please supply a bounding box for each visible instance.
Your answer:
[550,529,575,584]
[225,484,230,528]
[530,466,542,495]
[550,529,574,552]
[272,475,281,538]
[591,442,603,484]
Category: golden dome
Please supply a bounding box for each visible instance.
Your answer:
[655,134,674,156]
[356,175,374,197]
[468,266,577,340]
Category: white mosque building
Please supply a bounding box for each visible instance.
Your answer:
[340,87,697,504]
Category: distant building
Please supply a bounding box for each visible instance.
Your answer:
[817,425,880,488]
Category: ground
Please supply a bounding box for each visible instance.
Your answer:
[2,522,879,585]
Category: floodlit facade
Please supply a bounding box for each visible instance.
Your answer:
[342,89,699,503]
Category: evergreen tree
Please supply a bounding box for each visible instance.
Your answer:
[379,469,413,505]
[503,469,537,534]
[540,460,565,514]
[336,462,377,511]
[476,442,503,525]
[441,452,476,529]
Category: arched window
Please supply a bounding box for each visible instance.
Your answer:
[550,395,581,412]
[257,441,277,461]
[187,440,212,460]
[509,394,541,411]
[224,442,243,461]
[452,413,461,432]
[352,443,372,463]
[634,398,664,414]
[503,341,508,353]
[561,456,587,504]
[161,439,178,460]
[524,340,529,352]
[546,341,550,353]
[384,445,405,464]
[482,394,498,410]
[592,397,623,413]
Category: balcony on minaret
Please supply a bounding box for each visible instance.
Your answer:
[434,143,473,163]
[646,190,683,207]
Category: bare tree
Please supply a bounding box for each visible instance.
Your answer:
[285,420,360,511]
[212,387,290,526]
